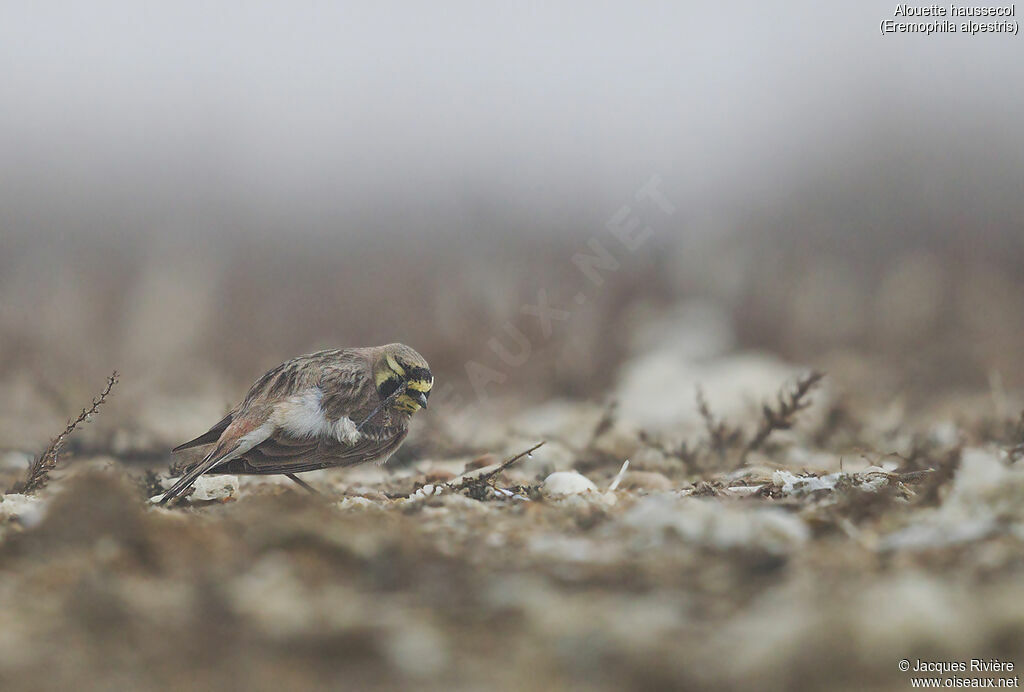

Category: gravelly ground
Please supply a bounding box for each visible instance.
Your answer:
[1,358,1022,692]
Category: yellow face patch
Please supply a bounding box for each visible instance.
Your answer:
[376,351,432,413]
[394,377,432,412]
[394,394,419,412]
[406,378,433,393]
[375,367,393,388]
[386,354,405,377]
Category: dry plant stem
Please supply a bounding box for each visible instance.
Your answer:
[737,370,825,469]
[638,430,701,474]
[450,441,546,492]
[475,441,546,485]
[696,386,741,458]
[1011,410,1024,462]
[17,371,119,494]
[677,441,702,473]
[589,400,617,445]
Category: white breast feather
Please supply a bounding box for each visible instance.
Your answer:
[273,388,362,444]
[329,415,361,444]
[235,423,274,454]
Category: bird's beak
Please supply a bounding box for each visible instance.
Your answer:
[413,391,429,409]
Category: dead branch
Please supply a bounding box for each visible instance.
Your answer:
[677,440,702,473]
[738,370,825,468]
[13,372,119,495]
[449,441,545,494]
[588,399,617,445]
[1010,410,1024,462]
[696,386,742,458]
[638,430,702,474]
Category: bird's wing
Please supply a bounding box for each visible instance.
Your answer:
[236,427,409,475]
[232,355,406,474]
[171,413,234,452]
[172,350,350,450]
[239,349,349,409]
[317,355,381,423]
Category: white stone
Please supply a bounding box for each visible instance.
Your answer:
[155,474,238,503]
[338,496,377,510]
[190,474,239,501]
[407,483,445,501]
[541,471,598,497]
[0,493,45,526]
[772,467,891,497]
[773,470,839,495]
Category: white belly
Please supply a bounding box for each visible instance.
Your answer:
[272,388,362,444]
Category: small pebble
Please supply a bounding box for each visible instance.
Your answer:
[154,474,238,503]
[338,496,377,510]
[541,471,598,497]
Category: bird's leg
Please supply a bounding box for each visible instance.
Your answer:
[285,473,320,495]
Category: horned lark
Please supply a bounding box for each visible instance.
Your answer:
[159,343,432,504]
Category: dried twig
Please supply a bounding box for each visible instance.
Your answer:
[470,441,545,486]
[589,400,617,444]
[738,371,825,468]
[638,430,702,474]
[13,372,119,494]
[696,386,742,458]
[449,441,545,495]
[1010,410,1024,462]
[676,440,702,473]
[859,468,935,484]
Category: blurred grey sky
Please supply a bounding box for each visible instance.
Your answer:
[1,1,1021,241]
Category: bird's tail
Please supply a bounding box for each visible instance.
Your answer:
[158,444,239,505]
[172,413,233,452]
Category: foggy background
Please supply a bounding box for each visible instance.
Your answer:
[1,1,1022,446]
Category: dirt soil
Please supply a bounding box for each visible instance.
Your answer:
[1,366,1022,692]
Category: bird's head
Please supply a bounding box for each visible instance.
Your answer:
[373,343,433,414]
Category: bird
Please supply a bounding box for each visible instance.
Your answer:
[159,343,432,505]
